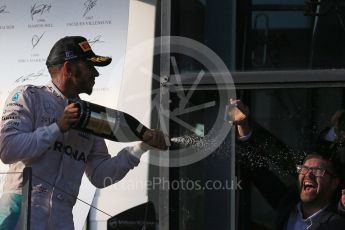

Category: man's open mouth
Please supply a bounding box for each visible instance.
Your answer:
[303,181,317,192]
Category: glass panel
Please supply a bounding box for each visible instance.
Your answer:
[168,1,345,229]
[238,87,344,229]
[170,86,345,229]
[171,0,345,72]
[169,87,235,230]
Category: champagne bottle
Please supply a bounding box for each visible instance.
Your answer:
[69,99,202,149]
[69,99,149,142]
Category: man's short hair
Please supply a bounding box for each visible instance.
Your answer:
[303,150,343,178]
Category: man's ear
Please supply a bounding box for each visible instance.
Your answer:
[62,61,72,78]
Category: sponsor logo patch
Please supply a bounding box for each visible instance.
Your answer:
[11,92,22,103]
[65,51,78,60]
[2,115,20,121]
[79,41,91,52]
[53,141,87,163]
[40,116,57,124]
[47,86,63,100]
[6,103,23,108]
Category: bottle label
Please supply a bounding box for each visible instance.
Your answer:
[86,111,120,137]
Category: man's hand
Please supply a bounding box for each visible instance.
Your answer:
[140,129,168,151]
[227,98,251,138]
[57,103,79,133]
[341,189,345,208]
[227,98,249,125]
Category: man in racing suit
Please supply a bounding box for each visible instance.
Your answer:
[0,36,166,229]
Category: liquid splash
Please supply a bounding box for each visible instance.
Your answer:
[170,133,306,176]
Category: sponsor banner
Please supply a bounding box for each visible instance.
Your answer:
[0,0,129,108]
[0,0,130,228]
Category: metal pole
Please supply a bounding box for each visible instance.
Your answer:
[159,0,171,230]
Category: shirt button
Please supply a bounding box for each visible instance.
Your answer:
[56,194,64,201]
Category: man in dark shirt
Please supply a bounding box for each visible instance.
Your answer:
[228,100,345,229]
[274,152,345,229]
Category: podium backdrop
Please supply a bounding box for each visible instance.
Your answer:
[0,0,130,228]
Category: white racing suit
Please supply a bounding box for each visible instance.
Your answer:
[0,81,142,229]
